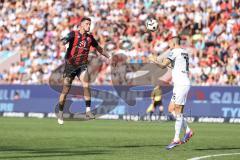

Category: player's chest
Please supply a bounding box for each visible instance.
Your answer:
[74,35,92,48]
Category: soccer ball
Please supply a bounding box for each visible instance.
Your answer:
[145,18,158,32]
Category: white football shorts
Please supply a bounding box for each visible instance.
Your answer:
[171,85,190,105]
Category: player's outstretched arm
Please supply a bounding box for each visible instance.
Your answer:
[95,45,110,59]
[150,58,171,69]
[60,31,74,45]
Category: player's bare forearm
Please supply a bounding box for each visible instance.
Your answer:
[60,32,73,45]
[60,37,68,45]
[96,46,110,58]
[156,62,166,69]
[151,58,171,69]
[101,52,110,58]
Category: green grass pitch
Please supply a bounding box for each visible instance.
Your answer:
[0,117,240,160]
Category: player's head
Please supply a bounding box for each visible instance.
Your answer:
[168,36,181,48]
[79,17,91,32]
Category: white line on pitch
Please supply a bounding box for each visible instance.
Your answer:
[187,152,240,160]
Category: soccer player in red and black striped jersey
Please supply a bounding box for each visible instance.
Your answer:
[57,17,110,125]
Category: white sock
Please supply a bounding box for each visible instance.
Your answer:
[58,111,63,119]
[86,107,91,113]
[182,117,191,133]
[174,114,183,142]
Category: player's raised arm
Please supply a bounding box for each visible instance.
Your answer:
[60,31,74,45]
[150,58,171,69]
[91,35,110,59]
[95,45,110,59]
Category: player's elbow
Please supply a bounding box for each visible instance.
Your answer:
[96,46,103,53]
[160,65,166,69]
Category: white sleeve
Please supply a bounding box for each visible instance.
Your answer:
[167,50,176,61]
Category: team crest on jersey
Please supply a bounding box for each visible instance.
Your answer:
[169,52,173,58]
[87,37,91,42]
[78,41,87,48]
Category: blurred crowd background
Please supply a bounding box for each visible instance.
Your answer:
[0,0,239,86]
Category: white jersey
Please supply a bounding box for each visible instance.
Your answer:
[167,48,191,86]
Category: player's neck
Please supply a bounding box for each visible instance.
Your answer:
[79,28,86,35]
[174,44,181,49]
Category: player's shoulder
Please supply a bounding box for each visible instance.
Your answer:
[153,86,158,90]
[180,48,188,53]
[67,30,78,37]
[172,48,188,55]
[85,32,92,36]
[88,32,93,35]
[85,33,95,39]
[70,30,78,34]
[154,86,161,91]
[172,48,183,52]
[170,48,181,55]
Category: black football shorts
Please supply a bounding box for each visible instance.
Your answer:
[153,100,162,107]
[63,63,87,78]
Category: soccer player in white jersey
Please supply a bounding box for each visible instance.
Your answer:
[150,36,194,150]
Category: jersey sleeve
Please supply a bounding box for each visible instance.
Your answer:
[61,31,74,45]
[91,35,99,48]
[167,50,177,61]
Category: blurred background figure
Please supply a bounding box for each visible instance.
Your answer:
[146,84,164,121]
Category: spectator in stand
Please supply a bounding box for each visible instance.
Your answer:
[0,0,239,86]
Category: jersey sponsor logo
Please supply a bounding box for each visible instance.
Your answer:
[181,52,188,56]
[77,41,87,48]
[87,37,91,42]
[168,52,173,57]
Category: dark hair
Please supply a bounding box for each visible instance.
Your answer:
[80,17,91,23]
[170,36,181,45]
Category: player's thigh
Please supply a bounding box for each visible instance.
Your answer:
[79,68,90,87]
[63,63,78,79]
[168,101,175,113]
[171,85,190,105]
[62,76,74,94]
[174,104,184,114]
[172,85,190,113]
[167,102,182,114]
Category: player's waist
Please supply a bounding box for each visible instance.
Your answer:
[66,53,89,59]
[172,78,190,85]
[172,75,190,80]
[172,70,189,74]
[181,71,189,74]
[65,62,88,68]
[172,71,189,77]
[173,81,191,87]
[154,97,162,101]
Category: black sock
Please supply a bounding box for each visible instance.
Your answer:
[150,112,153,120]
[159,111,162,117]
[86,100,91,108]
[58,103,64,111]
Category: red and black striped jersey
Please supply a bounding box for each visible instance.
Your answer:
[62,30,99,66]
